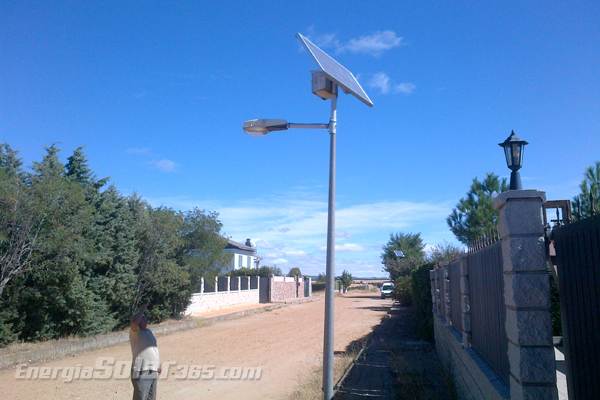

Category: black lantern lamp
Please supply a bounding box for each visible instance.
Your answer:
[499,131,528,190]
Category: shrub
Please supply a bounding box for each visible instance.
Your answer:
[393,276,413,306]
[411,263,436,342]
[311,282,326,292]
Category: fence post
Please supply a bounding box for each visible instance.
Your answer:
[430,269,437,314]
[494,190,558,400]
[432,266,441,315]
[214,276,218,292]
[200,277,204,296]
[459,254,471,347]
[441,263,451,323]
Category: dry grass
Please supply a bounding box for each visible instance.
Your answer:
[287,341,365,400]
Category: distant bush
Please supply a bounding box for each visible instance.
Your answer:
[393,276,413,306]
[312,282,326,292]
[411,263,436,342]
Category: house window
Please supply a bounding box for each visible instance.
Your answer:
[247,256,251,268]
[238,255,243,269]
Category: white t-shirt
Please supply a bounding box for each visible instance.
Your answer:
[130,328,160,372]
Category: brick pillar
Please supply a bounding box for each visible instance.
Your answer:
[459,254,471,347]
[494,190,557,400]
[441,263,451,323]
[430,269,437,313]
[432,266,441,315]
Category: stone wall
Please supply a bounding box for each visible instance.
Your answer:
[185,289,259,315]
[269,276,311,302]
[185,276,260,315]
[432,190,558,400]
[435,314,510,400]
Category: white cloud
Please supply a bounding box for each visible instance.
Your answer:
[143,188,455,277]
[304,28,405,57]
[304,26,338,50]
[339,30,406,56]
[368,72,392,94]
[127,147,151,154]
[395,82,416,95]
[148,159,179,173]
[368,72,416,96]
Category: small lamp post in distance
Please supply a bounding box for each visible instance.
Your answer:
[499,130,528,190]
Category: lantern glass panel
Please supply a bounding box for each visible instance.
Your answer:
[511,143,521,168]
[504,146,512,167]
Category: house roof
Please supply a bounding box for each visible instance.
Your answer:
[225,238,256,253]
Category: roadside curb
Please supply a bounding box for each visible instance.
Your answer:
[0,302,290,369]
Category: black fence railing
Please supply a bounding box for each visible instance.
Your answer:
[467,241,509,385]
[554,213,600,400]
[449,260,462,333]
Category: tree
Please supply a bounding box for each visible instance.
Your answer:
[261,265,282,276]
[572,161,600,220]
[288,267,302,277]
[178,208,231,288]
[0,171,42,296]
[447,173,508,245]
[339,270,353,293]
[65,146,109,190]
[31,144,64,182]
[0,143,25,179]
[426,241,464,264]
[381,232,426,306]
[316,273,326,283]
[381,232,425,282]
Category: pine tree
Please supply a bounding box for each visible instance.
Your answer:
[447,173,509,245]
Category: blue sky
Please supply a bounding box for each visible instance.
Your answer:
[2,1,599,277]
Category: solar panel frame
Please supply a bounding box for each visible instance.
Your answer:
[296,33,373,107]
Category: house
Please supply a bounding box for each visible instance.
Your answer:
[222,238,260,273]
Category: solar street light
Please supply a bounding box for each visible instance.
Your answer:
[243,33,373,400]
[394,250,406,258]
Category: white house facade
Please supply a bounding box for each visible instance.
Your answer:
[222,238,260,273]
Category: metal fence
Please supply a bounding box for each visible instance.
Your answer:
[554,213,600,400]
[467,241,509,385]
[449,260,462,333]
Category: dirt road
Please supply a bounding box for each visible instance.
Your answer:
[1,292,392,399]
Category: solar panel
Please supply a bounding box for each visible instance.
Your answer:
[296,33,373,107]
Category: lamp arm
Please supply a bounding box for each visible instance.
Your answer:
[287,123,330,130]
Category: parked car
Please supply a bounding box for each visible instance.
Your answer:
[380,281,394,299]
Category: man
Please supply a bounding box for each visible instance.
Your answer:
[130,303,161,400]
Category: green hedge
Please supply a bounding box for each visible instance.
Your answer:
[311,282,326,292]
[411,263,436,342]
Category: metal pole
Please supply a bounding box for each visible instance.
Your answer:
[322,84,337,400]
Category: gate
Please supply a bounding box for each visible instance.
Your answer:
[553,213,600,400]
[259,277,270,303]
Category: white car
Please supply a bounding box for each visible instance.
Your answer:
[381,282,394,299]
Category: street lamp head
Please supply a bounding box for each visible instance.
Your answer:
[243,119,289,136]
[499,130,528,190]
[498,130,528,171]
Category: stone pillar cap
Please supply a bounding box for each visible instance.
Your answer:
[493,189,546,210]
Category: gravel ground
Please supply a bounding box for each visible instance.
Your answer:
[334,303,455,400]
